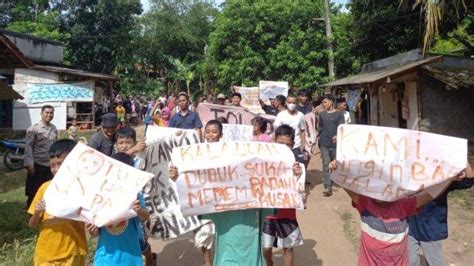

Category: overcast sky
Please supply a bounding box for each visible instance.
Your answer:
[140,0,349,13]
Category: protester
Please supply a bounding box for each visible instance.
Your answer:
[114,128,156,266]
[408,163,473,266]
[24,105,58,208]
[115,102,126,126]
[296,90,313,115]
[169,92,203,141]
[263,125,304,266]
[170,120,275,266]
[336,97,351,124]
[68,119,79,141]
[357,93,368,124]
[123,95,133,125]
[87,152,150,266]
[216,93,226,105]
[28,139,86,265]
[144,98,155,133]
[89,113,119,156]
[216,116,228,124]
[329,161,467,266]
[231,92,242,107]
[251,116,272,142]
[259,97,280,116]
[318,94,344,196]
[224,98,231,105]
[161,107,171,127]
[275,95,287,112]
[273,95,306,152]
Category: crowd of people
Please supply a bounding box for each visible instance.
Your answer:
[22,89,472,266]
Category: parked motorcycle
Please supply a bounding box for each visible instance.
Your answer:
[1,139,25,171]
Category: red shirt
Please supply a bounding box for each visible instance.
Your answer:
[354,196,418,266]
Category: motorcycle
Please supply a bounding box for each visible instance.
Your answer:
[1,139,25,171]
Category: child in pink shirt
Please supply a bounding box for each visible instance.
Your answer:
[251,117,272,142]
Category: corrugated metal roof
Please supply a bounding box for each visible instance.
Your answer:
[0,81,23,100]
[422,65,474,89]
[32,65,119,81]
[322,56,443,87]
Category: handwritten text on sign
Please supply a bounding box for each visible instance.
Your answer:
[222,124,253,142]
[142,127,202,239]
[171,142,305,216]
[43,143,153,227]
[331,125,467,201]
[234,86,264,114]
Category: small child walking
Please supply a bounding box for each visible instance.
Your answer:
[28,139,87,265]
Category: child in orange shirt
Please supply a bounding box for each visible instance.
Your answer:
[28,139,87,265]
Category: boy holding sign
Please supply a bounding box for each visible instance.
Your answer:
[329,161,467,266]
[28,139,87,265]
[87,153,150,266]
[170,120,304,266]
[262,125,305,266]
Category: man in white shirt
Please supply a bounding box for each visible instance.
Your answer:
[336,97,351,124]
[273,95,306,151]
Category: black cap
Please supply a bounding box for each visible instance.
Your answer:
[101,113,118,128]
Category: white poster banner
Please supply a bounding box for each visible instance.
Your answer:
[142,127,203,239]
[171,142,305,216]
[259,80,289,103]
[331,125,467,201]
[222,124,253,142]
[234,86,263,114]
[44,143,154,227]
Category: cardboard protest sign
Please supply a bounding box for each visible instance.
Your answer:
[331,125,467,201]
[233,86,263,114]
[259,80,289,103]
[303,112,318,155]
[196,103,276,133]
[141,127,203,239]
[171,142,305,216]
[43,143,153,227]
[222,124,253,142]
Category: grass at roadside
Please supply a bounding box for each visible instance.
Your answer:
[338,209,359,251]
[449,188,474,208]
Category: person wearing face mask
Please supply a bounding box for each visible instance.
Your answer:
[273,95,306,153]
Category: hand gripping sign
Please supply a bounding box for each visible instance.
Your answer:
[141,126,203,239]
[330,125,467,201]
[171,141,306,216]
[44,143,154,227]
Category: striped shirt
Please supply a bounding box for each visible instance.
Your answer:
[354,196,418,266]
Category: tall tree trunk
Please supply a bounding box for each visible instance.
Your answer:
[324,0,335,79]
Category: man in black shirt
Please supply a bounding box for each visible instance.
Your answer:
[318,94,344,196]
[296,89,313,115]
[259,95,286,116]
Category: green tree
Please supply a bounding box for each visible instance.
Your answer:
[206,0,328,91]
[62,0,142,74]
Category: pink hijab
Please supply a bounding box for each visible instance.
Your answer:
[161,107,171,127]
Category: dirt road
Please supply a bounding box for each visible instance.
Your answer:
[148,153,358,265]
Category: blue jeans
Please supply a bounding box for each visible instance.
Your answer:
[320,145,337,190]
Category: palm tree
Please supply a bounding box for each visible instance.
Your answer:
[399,0,469,52]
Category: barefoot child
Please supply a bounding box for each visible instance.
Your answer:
[262,125,305,266]
[88,152,150,266]
[170,120,303,266]
[28,139,87,265]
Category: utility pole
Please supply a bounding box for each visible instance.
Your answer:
[324,0,335,79]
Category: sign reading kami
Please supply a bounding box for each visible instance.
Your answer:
[259,80,289,102]
[44,143,154,227]
[142,127,203,239]
[171,142,305,216]
[26,81,94,104]
[331,125,467,201]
